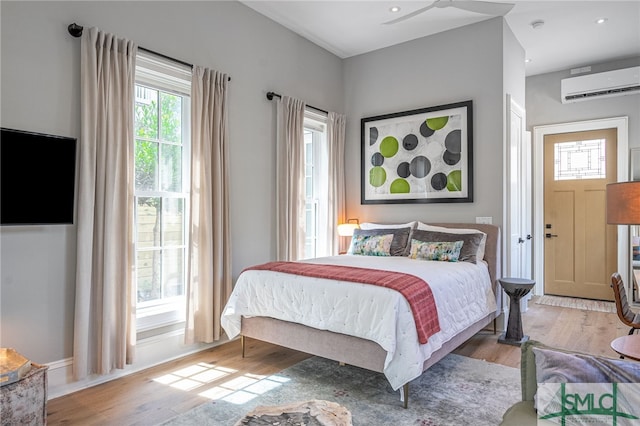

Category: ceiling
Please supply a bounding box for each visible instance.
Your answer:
[241,0,640,76]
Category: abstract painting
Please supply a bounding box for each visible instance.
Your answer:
[361,100,473,204]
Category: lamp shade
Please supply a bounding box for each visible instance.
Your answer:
[337,223,359,237]
[606,181,640,225]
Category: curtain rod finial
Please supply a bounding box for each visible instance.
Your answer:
[68,23,83,38]
[266,91,282,101]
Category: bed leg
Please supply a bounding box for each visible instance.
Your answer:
[241,335,245,358]
[493,318,497,335]
[402,383,409,409]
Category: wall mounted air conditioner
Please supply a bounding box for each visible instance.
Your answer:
[561,66,640,103]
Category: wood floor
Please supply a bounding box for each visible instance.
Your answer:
[47,300,631,425]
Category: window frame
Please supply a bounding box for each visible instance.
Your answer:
[134,53,192,332]
[302,110,328,260]
[553,138,607,181]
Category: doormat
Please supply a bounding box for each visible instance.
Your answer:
[534,295,616,313]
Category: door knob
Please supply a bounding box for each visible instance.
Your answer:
[518,237,525,243]
[526,234,532,240]
[545,233,558,238]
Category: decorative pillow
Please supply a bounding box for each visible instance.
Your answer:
[409,240,463,262]
[532,346,640,384]
[411,229,484,263]
[532,346,640,420]
[416,223,487,260]
[348,227,412,256]
[347,233,394,256]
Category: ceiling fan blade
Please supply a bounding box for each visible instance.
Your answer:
[383,2,438,25]
[449,0,515,16]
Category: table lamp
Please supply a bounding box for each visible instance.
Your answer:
[337,219,359,254]
[337,218,360,237]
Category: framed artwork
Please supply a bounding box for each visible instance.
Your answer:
[361,100,473,204]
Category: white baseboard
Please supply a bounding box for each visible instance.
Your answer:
[46,330,230,400]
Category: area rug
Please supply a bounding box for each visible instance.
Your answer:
[161,354,520,426]
[534,295,616,313]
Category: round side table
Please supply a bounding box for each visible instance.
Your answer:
[498,277,535,346]
[610,334,640,361]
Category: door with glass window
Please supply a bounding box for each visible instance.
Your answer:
[543,129,617,300]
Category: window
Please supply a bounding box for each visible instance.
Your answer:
[554,139,606,181]
[302,111,329,259]
[134,53,191,331]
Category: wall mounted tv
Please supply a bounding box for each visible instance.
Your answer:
[1,127,77,225]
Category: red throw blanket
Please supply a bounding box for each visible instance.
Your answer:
[244,261,440,344]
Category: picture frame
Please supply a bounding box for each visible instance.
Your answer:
[361,100,473,204]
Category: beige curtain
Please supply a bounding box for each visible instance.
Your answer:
[73,27,137,380]
[326,112,347,255]
[185,66,232,343]
[276,96,306,261]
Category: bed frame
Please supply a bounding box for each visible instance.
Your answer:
[240,223,502,408]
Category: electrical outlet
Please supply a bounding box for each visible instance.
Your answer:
[476,216,493,224]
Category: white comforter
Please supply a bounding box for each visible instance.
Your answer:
[221,255,496,390]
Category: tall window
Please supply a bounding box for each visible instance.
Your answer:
[302,111,329,259]
[134,54,191,330]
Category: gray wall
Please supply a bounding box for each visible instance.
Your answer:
[503,23,526,108]
[343,17,523,227]
[0,1,344,363]
[526,56,640,153]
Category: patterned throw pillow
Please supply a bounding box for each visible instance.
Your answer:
[409,240,463,262]
[348,227,412,256]
[411,229,484,263]
[348,233,394,256]
[416,223,487,260]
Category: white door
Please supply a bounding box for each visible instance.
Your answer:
[506,96,533,309]
[506,96,532,279]
[524,130,533,281]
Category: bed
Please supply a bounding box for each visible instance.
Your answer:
[221,223,501,407]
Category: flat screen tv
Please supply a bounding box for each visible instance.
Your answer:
[1,127,77,225]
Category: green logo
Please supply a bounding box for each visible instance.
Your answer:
[538,383,640,425]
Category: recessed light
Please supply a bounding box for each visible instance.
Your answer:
[525,58,532,63]
[389,6,401,13]
[595,17,608,24]
[530,20,545,29]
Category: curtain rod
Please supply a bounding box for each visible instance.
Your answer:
[67,23,231,82]
[266,91,328,115]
